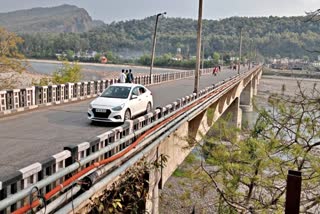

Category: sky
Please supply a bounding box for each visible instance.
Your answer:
[0,0,318,23]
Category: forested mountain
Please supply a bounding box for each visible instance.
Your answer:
[3,5,319,60]
[85,16,320,60]
[0,5,103,33]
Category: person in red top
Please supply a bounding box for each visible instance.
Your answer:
[212,67,218,76]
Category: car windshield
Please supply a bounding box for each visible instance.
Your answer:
[101,86,131,99]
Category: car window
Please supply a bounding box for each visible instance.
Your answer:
[132,87,139,96]
[101,86,131,99]
[139,87,146,95]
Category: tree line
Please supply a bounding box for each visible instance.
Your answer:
[16,15,320,63]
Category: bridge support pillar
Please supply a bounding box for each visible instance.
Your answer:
[240,81,253,112]
[145,148,160,214]
[223,97,242,129]
[252,76,258,96]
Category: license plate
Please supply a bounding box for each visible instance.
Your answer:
[96,108,107,113]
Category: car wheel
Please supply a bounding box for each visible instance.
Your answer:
[124,109,131,121]
[146,102,152,113]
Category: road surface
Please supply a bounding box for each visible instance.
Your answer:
[0,68,241,179]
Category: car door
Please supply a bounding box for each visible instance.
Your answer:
[137,86,148,114]
[141,87,151,111]
[129,87,141,116]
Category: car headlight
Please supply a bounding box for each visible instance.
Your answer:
[88,104,93,110]
[112,103,125,111]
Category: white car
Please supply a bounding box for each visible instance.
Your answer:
[88,83,153,123]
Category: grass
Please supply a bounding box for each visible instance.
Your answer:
[173,168,186,177]
[185,153,196,164]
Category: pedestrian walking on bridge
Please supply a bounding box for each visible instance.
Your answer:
[125,70,130,83]
[128,69,134,83]
[119,69,126,83]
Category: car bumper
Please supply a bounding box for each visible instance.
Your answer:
[87,109,124,123]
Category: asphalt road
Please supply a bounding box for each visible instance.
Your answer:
[0,68,240,179]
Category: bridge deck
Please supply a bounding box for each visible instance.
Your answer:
[0,69,239,179]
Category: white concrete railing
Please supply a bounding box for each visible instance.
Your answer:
[0,67,260,214]
[0,69,213,117]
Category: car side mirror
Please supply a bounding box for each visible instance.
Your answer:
[97,93,102,97]
[131,95,138,99]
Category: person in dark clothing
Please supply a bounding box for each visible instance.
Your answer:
[125,70,130,83]
[128,69,134,83]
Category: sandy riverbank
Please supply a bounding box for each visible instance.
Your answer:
[258,75,320,98]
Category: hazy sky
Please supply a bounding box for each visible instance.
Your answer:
[0,0,318,23]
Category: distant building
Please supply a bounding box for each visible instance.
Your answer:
[270,57,308,70]
[174,48,183,61]
[230,57,239,62]
[74,50,99,59]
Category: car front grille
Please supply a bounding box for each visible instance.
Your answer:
[93,108,111,118]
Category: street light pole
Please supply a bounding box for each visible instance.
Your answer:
[150,12,166,84]
[238,27,243,75]
[194,0,203,94]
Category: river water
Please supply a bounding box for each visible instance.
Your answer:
[27,61,185,75]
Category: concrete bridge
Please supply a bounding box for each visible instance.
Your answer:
[0,66,262,213]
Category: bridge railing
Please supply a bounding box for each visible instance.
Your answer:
[0,68,214,117]
[0,66,245,214]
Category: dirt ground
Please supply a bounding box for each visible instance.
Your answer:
[159,75,320,213]
[258,75,320,96]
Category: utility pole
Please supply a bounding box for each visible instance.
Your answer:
[150,12,166,84]
[285,170,301,214]
[238,27,243,75]
[201,39,205,70]
[194,0,203,94]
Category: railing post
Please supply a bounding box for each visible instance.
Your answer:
[60,84,65,101]
[64,145,79,173]
[83,82,88,97]
[0,91,7,111]
[67,83,74,100]
[101,80,106,92]
[96,80,100,94]
[74,82,80,98]
[51,85,57,102]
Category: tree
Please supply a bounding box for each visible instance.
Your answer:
[190,81,320,213]
[212,52,220,65]
[52,60,82,84]
[105,51,117,63]
[66,50,75,61]
[305,9,320,22]
[0,27,27,90]
[304,9,320,54]
[224,54,231,65]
